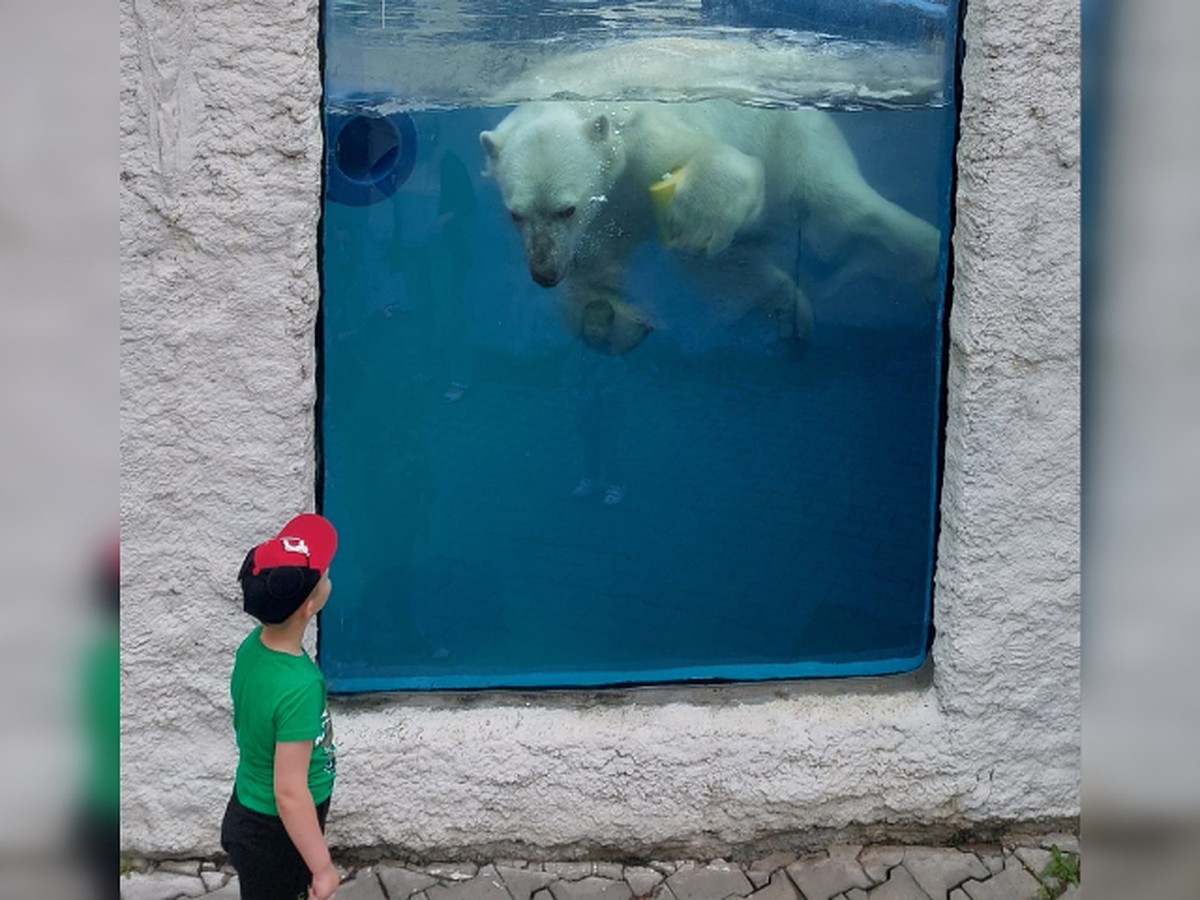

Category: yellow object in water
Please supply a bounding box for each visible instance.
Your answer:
[649,168,684,242]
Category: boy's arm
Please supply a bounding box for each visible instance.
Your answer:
[275,740,339,899]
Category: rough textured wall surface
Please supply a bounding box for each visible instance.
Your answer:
[119,0,1080,858]
[120,0,323,851]
[934,0,1081,819]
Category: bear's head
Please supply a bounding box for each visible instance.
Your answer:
[481,103,626,288]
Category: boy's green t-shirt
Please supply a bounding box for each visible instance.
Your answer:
[231,626,336,815]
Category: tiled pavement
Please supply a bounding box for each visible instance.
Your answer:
[120,833,1080,900]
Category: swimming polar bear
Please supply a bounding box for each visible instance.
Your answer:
[480,99,941,353]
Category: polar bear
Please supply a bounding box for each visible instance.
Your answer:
[480,99,941,353]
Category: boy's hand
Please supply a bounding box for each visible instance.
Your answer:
[309,864,340,899]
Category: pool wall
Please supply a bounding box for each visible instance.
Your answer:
[119,0,1079,857]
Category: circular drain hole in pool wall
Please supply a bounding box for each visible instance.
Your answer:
[326,109,417,206]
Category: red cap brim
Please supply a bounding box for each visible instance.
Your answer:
[251,513,338,574]
[276,513,337,570]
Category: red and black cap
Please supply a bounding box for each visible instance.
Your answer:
[238,514,338,624]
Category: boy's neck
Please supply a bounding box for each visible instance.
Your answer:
[259,618,309,655]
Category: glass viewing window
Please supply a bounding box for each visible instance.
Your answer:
[319,0,961,691]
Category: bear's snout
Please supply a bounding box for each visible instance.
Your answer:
[530,266,562,287]
[527,231,565,286]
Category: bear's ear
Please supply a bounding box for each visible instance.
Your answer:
[480,130,502,161]
[587,114,610,143]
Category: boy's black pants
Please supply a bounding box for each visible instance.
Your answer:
[220,790,331,900]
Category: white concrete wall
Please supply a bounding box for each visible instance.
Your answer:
[119,0,1079,858]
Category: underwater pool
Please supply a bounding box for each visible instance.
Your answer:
[318,0,960,691]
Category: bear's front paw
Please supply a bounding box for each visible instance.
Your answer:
[655,149,765,257]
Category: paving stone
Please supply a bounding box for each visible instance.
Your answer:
[480,866,509,885]
[120,871,207,900]
[1058,884,1081,898]
[666,861,753,900]
[497,860,530,870]
[546,863,595,882]
[973,852,1004,877]
[1013,847,1053,879]
[624,865,665,897]
[379,865,441,899]
[429,863,481,881]
[650,861,687,877]
[959,857,1043,900]
[845,891,869,900]
[900,848,989,899]
[749,852,797,873]
[947,890,968,900]
[157,860,202,878]
[338,870,389,900]
[858,847,905,883]
[200,869,229,891]
[1037,834,1079,856]
[596,864,626,880]
[829,846,865,864]
[785,853,873,900]
[745,870,800,900]
[649,882,678,900]
[534,889,555,900]
[550,875,635,900]
[747,853,798,888]
[866,866,931,900]
[745,871,772,890]
[204,877,241,900]
[429,870,513,900]
[499,864,559,900]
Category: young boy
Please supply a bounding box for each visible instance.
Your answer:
[220,513,341,900]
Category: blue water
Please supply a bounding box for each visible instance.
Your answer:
[319,4,958,691]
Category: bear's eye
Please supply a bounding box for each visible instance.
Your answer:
[557,206,577,220]
[509,210,523,224]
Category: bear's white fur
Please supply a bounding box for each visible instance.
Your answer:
[480,100,940,353]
